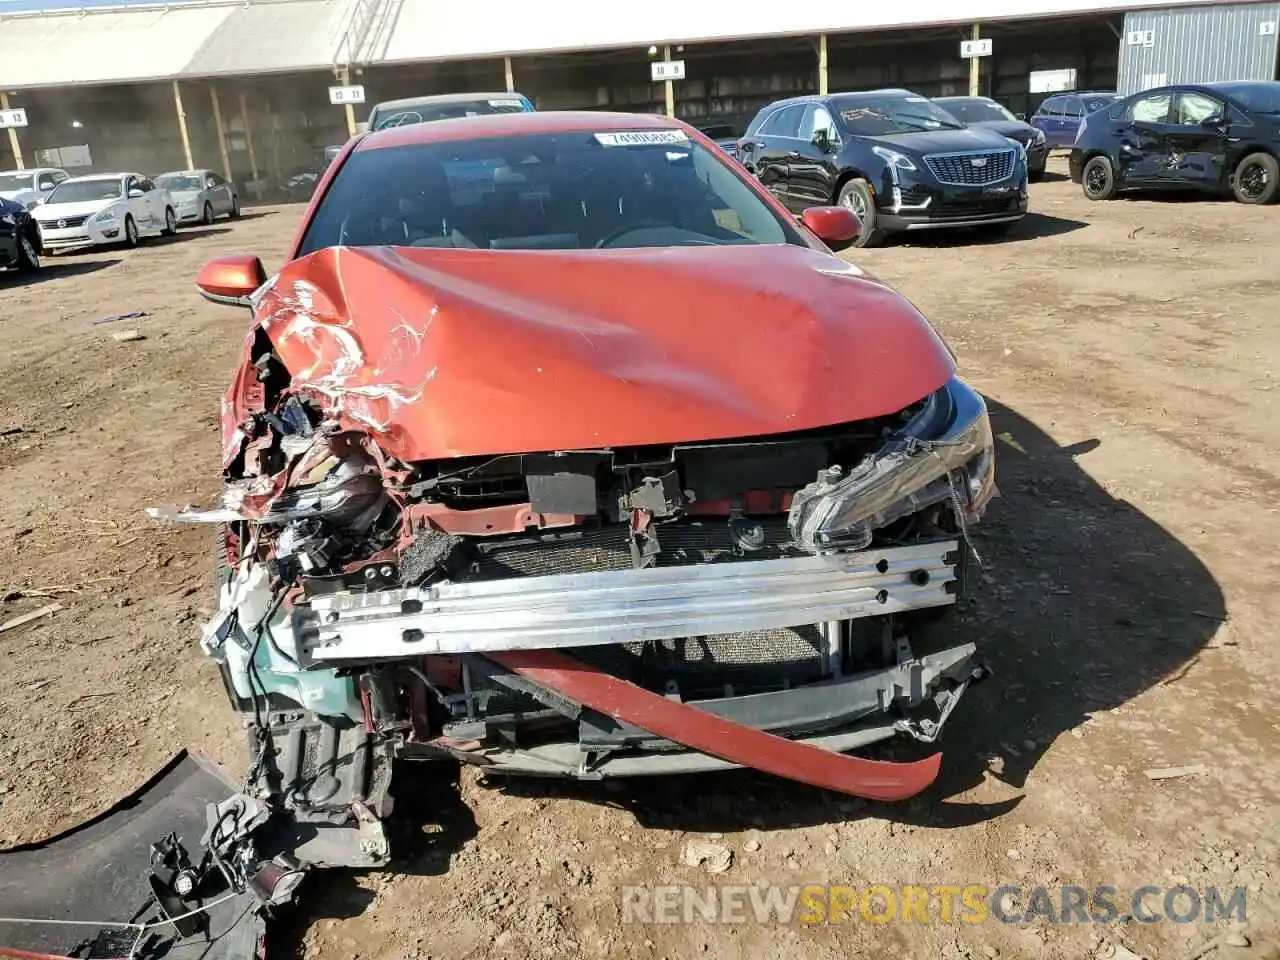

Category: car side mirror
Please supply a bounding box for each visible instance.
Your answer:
[810,129,833,152]
[800,205,859,252]
[1200,114,1225,129]
[127,188,145,198]
[197,255,268,307]
[1015,112,1027,121]
[35,196,46,205]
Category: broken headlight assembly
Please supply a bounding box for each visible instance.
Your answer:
[789,376,995,552]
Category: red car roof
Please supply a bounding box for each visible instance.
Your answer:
[356,111,696,152]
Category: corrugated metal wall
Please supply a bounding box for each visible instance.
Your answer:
[1117,2,1280,93]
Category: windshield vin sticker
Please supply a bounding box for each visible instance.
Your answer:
[594,130,690,147]
[488,98,526,108]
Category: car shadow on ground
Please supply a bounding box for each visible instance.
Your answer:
[150,227,233,246]
[1,258,120,289]
[481,397,1223,833]
[229,209,278,221]
[894,212,1088,249]
[266,761,477,959]
[1032,169,1071,184]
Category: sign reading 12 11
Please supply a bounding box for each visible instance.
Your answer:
[329,85,366,106]
[0,108,28,129]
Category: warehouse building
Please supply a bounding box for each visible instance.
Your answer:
[0,0,1276,199]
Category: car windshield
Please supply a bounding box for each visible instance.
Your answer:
[831,94,965,134]
[297,130,800,256]
[370,97,531,131]
[939,98,1018,123]
[0,173,35,191]
[1082,94,1122,113]
[1211,82,1280,114]
[157,174,204,191]
[47,179,122,203]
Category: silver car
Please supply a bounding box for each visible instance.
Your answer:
[0,167,70,211]
[155,169,240,224]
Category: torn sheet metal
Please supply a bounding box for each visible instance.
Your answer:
[0,752,263,960]
[249,242,955,461]
[486,649,943,802]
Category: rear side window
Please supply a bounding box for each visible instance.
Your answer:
[1036,97,1060,116]
[1062,96,1084,118]
[1173,91,1222,125]
[370,96,532,131]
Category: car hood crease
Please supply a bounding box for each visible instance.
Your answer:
[254,243,955,462]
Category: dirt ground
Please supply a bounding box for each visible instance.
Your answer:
[1,155,1278,960]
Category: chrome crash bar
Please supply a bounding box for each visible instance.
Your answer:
[293,539,961,662]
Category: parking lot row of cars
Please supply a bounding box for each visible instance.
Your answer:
[713,80,1280,246]
[0,167,241,274]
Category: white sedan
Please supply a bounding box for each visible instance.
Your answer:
[35,172,176,252]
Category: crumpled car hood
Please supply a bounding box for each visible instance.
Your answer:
[243,243,955,462]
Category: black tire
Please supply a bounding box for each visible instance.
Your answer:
[16,230,40,273]
[230,196,241,219]
[122,215,139,248]
[836,178,884,248]
[1231,152,1280,205]
[1081,155,1117,201]
[161,206,177,236]
[202,201,215,225]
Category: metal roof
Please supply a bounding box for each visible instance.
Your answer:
[0,3,236,88]
[0,0,1270,89]
[376,0,1267,63]
[181,0,358,77]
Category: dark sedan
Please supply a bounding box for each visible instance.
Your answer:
[738,88,1028,247]
[935,95,1048,181]
[1070,81,1280,204]
[0,195,41,274]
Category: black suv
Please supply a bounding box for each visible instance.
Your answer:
[1070,81,1280,205]
[738,88,1028,247]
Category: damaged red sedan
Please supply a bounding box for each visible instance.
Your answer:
[161,111,994,872]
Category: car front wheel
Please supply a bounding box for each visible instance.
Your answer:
[203,201,215,225]
[16,232,40,272]
[1081,156,1118,201]
[161,206,177,236]
[837,179,884,248]
[1232,152,1279,205]
[123,215,139,248]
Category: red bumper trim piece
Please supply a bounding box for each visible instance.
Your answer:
[486,650,941,802]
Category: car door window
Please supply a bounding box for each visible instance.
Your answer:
[1173,91,1223,125]
[1126,91,1172,123]
[800,104,838,145]
[1063,96,1085,119]
[36,175,55,191]
[763,105,804,139]
[125,176,140,196]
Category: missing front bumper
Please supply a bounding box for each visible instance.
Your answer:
[294,539,961,661]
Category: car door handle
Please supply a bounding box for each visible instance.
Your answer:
[787,151,802,159]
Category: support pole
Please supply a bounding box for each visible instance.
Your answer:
[818,34,828,96]
[210,84,231,178]
[172,80,194,169]
[238,91,260,199]
[264,97,281,185]
[340,67,357,137]
[663,45,675,118]
[0,92,23,170]
[504,56,515,93]
[969,22,981,96]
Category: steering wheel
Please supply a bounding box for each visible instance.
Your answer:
[594,219,672,249]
